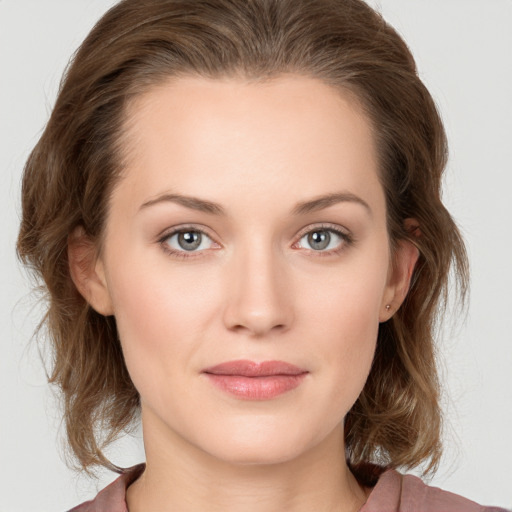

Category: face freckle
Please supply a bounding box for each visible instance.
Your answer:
[98,74,399,466]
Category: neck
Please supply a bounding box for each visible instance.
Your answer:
[127,412,369,512]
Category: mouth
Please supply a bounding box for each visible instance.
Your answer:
[202,360,309,400]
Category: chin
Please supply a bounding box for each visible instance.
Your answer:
[194,417,328,467]
[207,439,308,467]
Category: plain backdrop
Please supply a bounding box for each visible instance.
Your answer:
[1,1,511,510]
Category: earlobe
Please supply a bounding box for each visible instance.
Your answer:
[380,222,420,322]
[68,226,114,316]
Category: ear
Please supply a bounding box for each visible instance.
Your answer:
[68,226,114,316]
[379,219,420,322]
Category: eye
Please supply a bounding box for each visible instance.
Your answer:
[161,228,217,254]
[295,226,350,253]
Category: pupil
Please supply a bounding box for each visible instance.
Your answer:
[178,231,201,251]
[308,230,330,250]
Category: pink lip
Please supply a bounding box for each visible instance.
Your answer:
[202,360,308,400]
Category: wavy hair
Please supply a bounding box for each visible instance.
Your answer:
[17,0,468,479]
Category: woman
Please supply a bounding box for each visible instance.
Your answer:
[15,0,509,510]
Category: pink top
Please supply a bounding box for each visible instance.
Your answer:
[68,464,508,512]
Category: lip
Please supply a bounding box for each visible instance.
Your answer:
[202,360,308,400]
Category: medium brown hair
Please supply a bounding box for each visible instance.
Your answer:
[17,0,468,479]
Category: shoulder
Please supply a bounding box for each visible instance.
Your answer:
[67,464,145,512]
[361,469,509,512]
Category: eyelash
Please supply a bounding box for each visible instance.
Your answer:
[157,223,354,260]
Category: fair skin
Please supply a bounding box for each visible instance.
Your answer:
[69,75,418,512]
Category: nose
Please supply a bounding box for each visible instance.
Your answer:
[222,243,294,337]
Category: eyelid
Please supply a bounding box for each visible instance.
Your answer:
[294,222,351,240]
[156,223,218,242]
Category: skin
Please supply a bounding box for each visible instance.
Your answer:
[69,75,418,512]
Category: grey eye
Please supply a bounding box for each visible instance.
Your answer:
[298,229,345,252]
[164,230,214,252]
[177,231,202,251]
[307,230,331,250]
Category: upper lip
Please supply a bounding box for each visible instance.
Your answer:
[202,360,308,377]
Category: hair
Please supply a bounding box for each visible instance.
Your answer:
[17,0,468,482]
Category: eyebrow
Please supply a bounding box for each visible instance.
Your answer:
[291,192,371,216]
[140,193,225,215]
[139,191,371,216]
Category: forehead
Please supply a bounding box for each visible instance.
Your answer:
[114,74,383,218]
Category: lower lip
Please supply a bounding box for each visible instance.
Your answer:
[204,373,307,400]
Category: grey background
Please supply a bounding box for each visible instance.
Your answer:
[1,1,511,510]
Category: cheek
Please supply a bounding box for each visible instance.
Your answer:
[104,250,222,391]
[297,250,388,402]
[299,249,389,336]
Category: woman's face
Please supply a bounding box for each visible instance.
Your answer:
[83,75,414,465]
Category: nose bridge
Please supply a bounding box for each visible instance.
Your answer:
[222,234,293,336]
